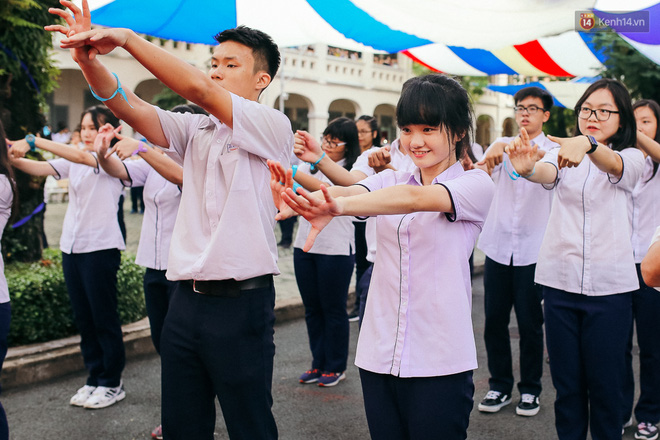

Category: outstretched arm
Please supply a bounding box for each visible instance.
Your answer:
[506,128,557,184]
[9,137,96,167]
[637,130,660,163]
[50,0,236,132]
[281,182,452,251]
[294,130,366,186]
[10,158,57,177]
[106,133,183,186]
[94,125,129,180]
[548,132,623,177]
[641,229,660,287]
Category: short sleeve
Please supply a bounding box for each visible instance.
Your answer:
[540,147,561,190]
[438,169,494,226]
[154,106,207,160]
[609,147,645,191]
[48,158,71,180]
[229,94,294,166]
[356,168,393,192]
[350,147,379,177]
[123,158,151,187]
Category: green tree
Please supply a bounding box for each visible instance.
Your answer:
[1,0,61,262]
[593,31,660,102]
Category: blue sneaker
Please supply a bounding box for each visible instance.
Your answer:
[318,372,346,387]
[299,369,322,384]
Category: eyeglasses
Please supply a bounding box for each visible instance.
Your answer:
[357,130,373,135]
[514,105,546,115]
[320,137,346,149]
[578,107,619,121]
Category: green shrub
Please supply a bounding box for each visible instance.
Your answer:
[6,248,146,347]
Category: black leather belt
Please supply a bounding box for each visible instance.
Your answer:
[186,275,273,298]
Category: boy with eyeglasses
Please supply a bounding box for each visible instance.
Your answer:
[475,87,557,417]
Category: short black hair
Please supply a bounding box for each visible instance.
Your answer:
[396,74,473,160]
[214,26,280,81]
[514,86,553,112]
[633,98,660,179]
[573,78,636,151]
[170,103,209,116]
[323,117,360,171]
[356,115,380,147]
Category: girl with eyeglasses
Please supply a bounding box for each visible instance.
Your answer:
[622,99,660,440]
[506,78,645,439]
[286,117,360,387]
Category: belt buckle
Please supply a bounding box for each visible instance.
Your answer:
[192,280,203,294]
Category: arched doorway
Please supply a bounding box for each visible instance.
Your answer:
[374,103,396,145]
[328,99,357,122]
[476,115,494,148]
[502,117,517,137]
[275,93,312,132]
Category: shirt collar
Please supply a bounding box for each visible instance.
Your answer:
[405,161,465,186]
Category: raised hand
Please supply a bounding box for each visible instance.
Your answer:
[504,127,537,176]
[46,0,130,61]
[476,141,507,173]
[281,185,342,252]
[94,123,120,156]
[7,139,30,159]
[368,145,392,172]
[547,134,592,169]
[105,132,147,160]
[267,160,297,220]
[293,130,323,163]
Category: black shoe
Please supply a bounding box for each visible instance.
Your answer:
[278,241,291,249]
[516,393,540,416]
[348,310,359,322]
[478,390,511,413]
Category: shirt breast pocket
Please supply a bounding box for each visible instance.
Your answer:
[218,148,250,191]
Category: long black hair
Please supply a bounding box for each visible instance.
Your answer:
[633,98,660,180]
[320,117,360,172]
[396,74,473,161]
[573,78,636,151]
[0,121,20,223]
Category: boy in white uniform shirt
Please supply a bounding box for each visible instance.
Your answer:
[48,2,293,439]
[476,87,558,417]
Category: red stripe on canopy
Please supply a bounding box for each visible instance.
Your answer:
[513,40,573,77]
[401,50,443,73]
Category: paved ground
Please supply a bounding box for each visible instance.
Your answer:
[16,199,640,439]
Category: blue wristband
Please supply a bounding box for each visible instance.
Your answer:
[89,72,134,109]
[291,164,298,179]
[309,152,326,171]
[25,134,36,152]
[292,182,302,193]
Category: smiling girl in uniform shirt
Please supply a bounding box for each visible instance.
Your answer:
[506,78,645,440]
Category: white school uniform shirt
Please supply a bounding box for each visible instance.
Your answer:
[293,160,355,255]
[630,156,660,263]
[123,159,181,270]
[351,139,416,263]
[355,163,495,377]
[477,133,558,266]
[155,94,294,281]
[0,176,12,304]
[49,156,126,254]
[535,146,645,295]
[650,226,660,292]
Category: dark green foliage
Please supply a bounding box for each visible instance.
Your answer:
[545,107,577,138]
[594,31,660,102]
[152,87,186,110]
[6,248,146,347]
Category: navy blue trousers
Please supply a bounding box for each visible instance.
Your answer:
[143,268,176,354]
[544,286,632,440]
[0,302,10,440]
[357,263,373,327]
[62,249,124,387]
[360,369,474,440]
[623,264,660,424]
[160,280,277,440]
[483,257,544,396]
[352,221,369,310]
[293,248,354,373]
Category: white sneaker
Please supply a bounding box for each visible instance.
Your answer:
[83,381,125,409]
[70,385,96,407]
